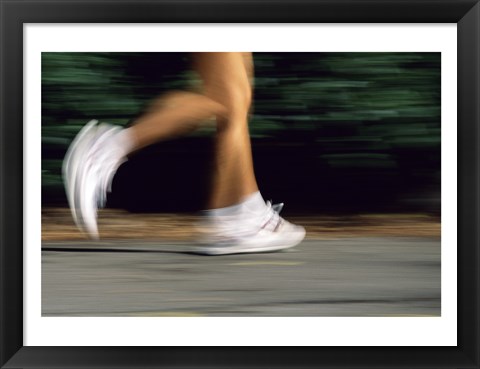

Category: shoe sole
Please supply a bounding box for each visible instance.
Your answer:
[195,227,306,256]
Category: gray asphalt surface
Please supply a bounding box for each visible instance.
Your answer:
[42,238,440,317]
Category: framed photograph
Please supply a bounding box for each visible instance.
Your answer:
[1,0,479,368]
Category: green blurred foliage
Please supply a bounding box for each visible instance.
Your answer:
[42,52,440,200]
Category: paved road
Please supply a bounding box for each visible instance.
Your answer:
[42,238,440,317]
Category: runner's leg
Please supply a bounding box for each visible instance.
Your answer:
[127,90,226,150]
[192,52,259,209]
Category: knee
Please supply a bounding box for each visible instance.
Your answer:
[205,80,252,118]
[230,83,252,114]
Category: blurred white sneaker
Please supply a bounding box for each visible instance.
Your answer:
[62,119,98,232]
[196,201,306,255]
[63,120,126,239]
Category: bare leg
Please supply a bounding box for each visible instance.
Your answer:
[193,52,259,209]
[127,91,226,151]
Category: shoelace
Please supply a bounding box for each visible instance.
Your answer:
[203,200,286,236]
[260,201,285,232]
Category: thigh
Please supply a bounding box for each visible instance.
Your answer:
[191,52,253,112]
[241,52,254,85]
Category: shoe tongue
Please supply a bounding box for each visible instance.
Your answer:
[272,203,284,213]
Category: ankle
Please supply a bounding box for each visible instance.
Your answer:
[205,191,267,223]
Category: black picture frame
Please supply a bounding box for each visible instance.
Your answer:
[1,0,479,368]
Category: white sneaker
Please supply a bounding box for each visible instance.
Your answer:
[63,120,125,239]
[62,119,98,232]
[196,201,306,255]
